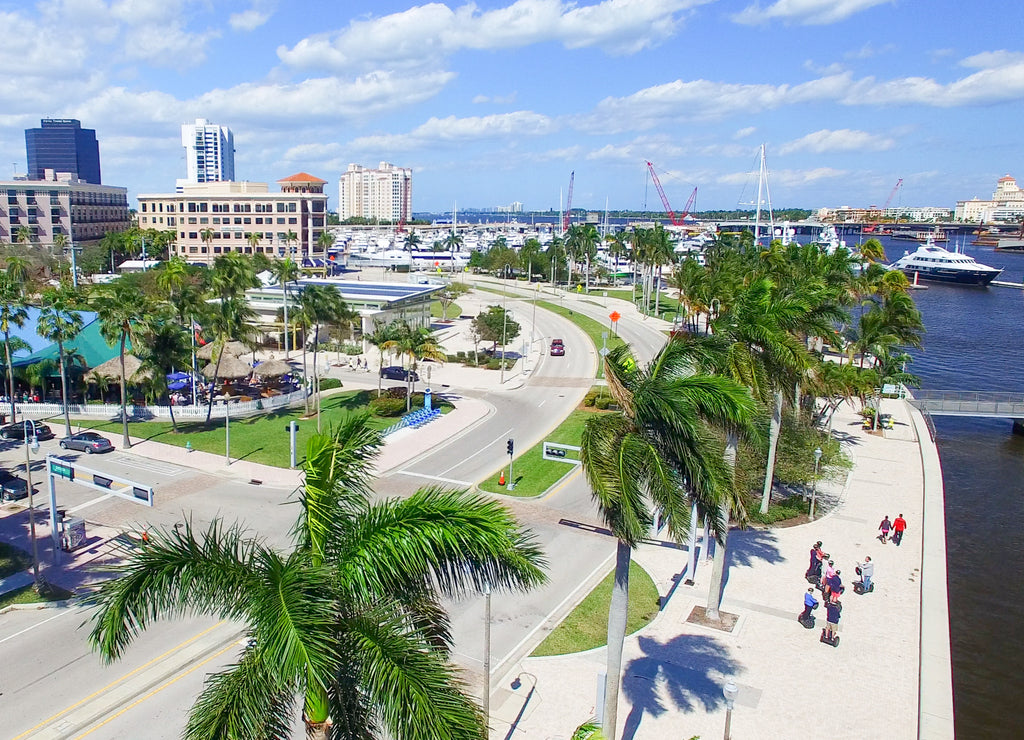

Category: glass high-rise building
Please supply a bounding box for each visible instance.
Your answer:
[24,119,102,184]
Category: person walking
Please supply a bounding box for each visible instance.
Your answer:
[824,599,842,643]
[892,514,907,546]
[878,515,892,543]
[800,587,819,624]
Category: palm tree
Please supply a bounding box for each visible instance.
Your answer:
[37,282,85,437]
[52,232,70,280]
[403,231,421,251]
[138,320,191,433]
[299,284,349,426]
[580,337,754,738]
[271,257,301,358]
[285,229,299,262]
[317,231,336,272]
[200,227,215,255]
[16,224,33,245]
[156,256,189,302]
[86,415,547,740]
[0,274,28,423]
[366,322,401,398]
[246,231,261,253]
[94,283,154,448]
[383,322,447,412]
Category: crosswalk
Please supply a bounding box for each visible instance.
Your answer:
[110,454,183,477]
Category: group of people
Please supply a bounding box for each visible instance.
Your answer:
[801,540,875,644]
[878,514,907,545]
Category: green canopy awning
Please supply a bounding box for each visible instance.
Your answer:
[13,317,129,371]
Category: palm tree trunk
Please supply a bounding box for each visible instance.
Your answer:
[57,341,72,437]
[685,502,698,584]
[654,265,661,315]
[5,333,17,423]
[118,337,130,448]
[707,433,737,621]
[603,539,631,739]
[302,324,310,415]
[758,389,784,515]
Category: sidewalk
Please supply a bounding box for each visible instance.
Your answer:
[489,397,953,740]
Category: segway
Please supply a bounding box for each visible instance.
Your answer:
[820,629,840,647]
[798,611,816,629]
[853,565,874,595]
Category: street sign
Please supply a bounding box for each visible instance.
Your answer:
[543,441,582,464]
[599,347,610,357]
[609,311,621,322]
[49,460,74,480]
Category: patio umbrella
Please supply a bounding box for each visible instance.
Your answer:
[168,380,189,390]
[201,354,253,380]
[252,358,293,377]
[167,371,190,381]
[90,354,151,382]
[196,340,250,361]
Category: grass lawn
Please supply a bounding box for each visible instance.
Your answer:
[0,542,31,579]
[532,559,660,656]
[479,408,604,497]
[86,390,452,469]
[0,582,75,610]
[431,299,463,320]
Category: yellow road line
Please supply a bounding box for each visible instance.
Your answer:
[539,464,582,501]
[73,640,240,739]
[10,621,225,740]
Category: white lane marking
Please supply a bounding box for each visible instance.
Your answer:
[395,471,473,487]
[437,428,512,477]
[112,456,180,476]
[537,399,546,408]
[0,606,80,646]
[67,494,114,514]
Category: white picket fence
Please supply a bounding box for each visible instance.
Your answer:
[5,388,308,422]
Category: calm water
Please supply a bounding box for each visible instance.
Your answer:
[876,235,1024,737]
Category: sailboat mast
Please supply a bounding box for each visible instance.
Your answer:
[754,144,765,244]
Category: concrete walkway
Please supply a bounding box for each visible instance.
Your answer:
[488,397,953,740]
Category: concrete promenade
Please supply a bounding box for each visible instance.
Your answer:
[488,398,954,740]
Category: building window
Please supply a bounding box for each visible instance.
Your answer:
[288,217,297,224]
[189,232,198,239]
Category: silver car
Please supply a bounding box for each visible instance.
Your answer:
[60,431,114,454]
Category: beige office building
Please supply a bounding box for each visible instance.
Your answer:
[0,169,129,245]
[137,173,328,264]
[338,162,411,223]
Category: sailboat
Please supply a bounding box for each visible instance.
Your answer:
[752,144,774,246]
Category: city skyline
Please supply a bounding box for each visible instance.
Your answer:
[0,1,1020,213]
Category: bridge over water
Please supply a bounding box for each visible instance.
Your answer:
[908,391,1024,434]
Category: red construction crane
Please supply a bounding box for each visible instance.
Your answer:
[562,171,574,232]
[645,161,695,226]
[864,178,902,233]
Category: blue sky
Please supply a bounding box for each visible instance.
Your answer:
[1,0,1021,214]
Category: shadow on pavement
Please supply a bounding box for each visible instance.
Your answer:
[620,633,741,740]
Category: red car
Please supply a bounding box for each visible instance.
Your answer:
[550,339,565,356]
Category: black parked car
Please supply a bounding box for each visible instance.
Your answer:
[0,422,54,441]
[0,474,36,501]
[379,366,420,382]
[60,431,114,454]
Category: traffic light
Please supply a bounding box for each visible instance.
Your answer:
[506,438,514,456]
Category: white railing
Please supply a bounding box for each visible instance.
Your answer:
[6,388,308,422]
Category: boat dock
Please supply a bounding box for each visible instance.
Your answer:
[992,280,1024,289]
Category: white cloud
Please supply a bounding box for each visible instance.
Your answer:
[278,0,708,74]
[732,0,891,26]
[347,111,556,152]
[960,50,1024,69]
[845,41,896,60]
[778,128,895,155]
[718,166,846,187]
[734,126,757,139]
[473,92,519,104]
[230,9,271,32]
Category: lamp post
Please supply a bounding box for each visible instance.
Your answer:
[722,679,738,740]
[23,419,41,587]
[809,447,823,520]
[482,580,492,728]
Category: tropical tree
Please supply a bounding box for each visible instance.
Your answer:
[246,231,262,253]
[93,282,153,448]
[565,224,599,292]
[86,415,547,740]
[156,256,189,302]
[519,237,543,283]
[0,273,28,422]
[138,320,191,433]
[285,229,299,262]
[366,322,401,398]
[580,337,754,738]
[37,282,85,437]
[271,257,301,357]
[317,230,336,268]
[403,231,422,251]
[200,227,215,255]
[298,284,350,426]
[16,224,33,245]
[382,322,447,412]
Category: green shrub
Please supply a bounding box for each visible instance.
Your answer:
[456,350,466,361]
[368,396,407,417]
[594,396,611,410]
[446,353,461,363]
[582,390,599,407]
[319,378,342,391]
[486,359,502,370]
[749,494,807,525]
[384,386,407,399]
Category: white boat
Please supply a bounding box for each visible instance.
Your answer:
[811,224,846,254]
[887,236,1002,286]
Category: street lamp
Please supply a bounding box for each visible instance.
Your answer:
[23,419,41,587]
[482,580,492,728]
[722,679,738,740]
[809,447,823,520]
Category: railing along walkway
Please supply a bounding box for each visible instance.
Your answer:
[908,390,1024,417]
[5,388,307,423]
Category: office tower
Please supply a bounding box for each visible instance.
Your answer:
[180,118,235,185]
[24,119,102,184]
[338,162,412,223]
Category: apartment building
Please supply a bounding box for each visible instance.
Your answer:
[137,173,328,265]
[338,162,411,223]
[0,169,129,245]
[178,118,235,189]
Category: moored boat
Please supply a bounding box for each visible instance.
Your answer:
[887,236,1002,286]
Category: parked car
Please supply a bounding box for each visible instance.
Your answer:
[550,339,565,356]
[379,366,420,382]
[0,422,54,441]
[1,475,36,502]
[60,431,114,454]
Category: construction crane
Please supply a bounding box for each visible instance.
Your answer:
[562,171,574,232]
[864,178,902,233]
[645,161,695,226]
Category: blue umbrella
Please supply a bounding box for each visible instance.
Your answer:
[168,380,189,390]
[167,372,190,381]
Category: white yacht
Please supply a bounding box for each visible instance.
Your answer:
[888,236,1002,286]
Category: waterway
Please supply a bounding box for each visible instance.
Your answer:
[874,234,1024,737]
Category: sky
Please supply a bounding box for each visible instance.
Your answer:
[1,0,1021,215]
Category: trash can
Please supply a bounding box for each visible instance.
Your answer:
[61,517,87,552]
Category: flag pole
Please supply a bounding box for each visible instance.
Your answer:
[190,315,198,402]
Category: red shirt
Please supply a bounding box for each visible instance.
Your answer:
[893,517,907,532]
